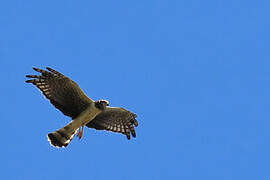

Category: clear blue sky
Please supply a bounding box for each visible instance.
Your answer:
[1,0,270,179]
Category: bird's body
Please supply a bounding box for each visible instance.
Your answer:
[25,67,138,148]
[72,102,103,127]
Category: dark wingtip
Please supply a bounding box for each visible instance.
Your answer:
[26,75,39,78]
[131,131,136,138]
[25,79,34,83]
[45,67,63,76]
[33,67,46,73]
[133,119,138,127]
[126,133,131,140]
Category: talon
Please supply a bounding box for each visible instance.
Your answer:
[77,126,84,139]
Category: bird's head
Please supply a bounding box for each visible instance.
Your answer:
[95,99,109,110]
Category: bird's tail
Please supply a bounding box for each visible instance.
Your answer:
[47,121,79,148]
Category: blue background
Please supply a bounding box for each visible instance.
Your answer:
[1,0,270,179]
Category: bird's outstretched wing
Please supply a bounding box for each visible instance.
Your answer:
[25,67,93,118]
[86,107,138,139]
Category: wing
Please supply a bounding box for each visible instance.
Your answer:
[25,67,93,118]
[86,107,138,139]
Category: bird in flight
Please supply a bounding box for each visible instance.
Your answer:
[25,67,138,148]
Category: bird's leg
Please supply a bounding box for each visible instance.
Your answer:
[77,127,82,139]
[77,125,84,139]
[81,125,84,138]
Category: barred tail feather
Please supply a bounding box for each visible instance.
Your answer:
[47,121,79,148]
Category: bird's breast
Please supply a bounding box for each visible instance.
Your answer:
[73,103,102,126]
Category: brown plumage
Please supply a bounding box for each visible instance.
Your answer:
[25,67,138,148]
[87,107,138,139]
[25,67,92,118]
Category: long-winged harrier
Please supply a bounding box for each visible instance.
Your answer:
[25,67,138,148]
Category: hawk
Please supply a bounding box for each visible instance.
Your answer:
[25,67,138,148]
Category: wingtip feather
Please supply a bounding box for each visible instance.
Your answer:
[25,79,34,83]
[132,119,138,127]
[45,67,52,71]
[32,67,39,71]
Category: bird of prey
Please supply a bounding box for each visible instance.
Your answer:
[25,67,138,148]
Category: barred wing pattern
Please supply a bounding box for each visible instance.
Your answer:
[25,67,93,118]
[86,107,138,139]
